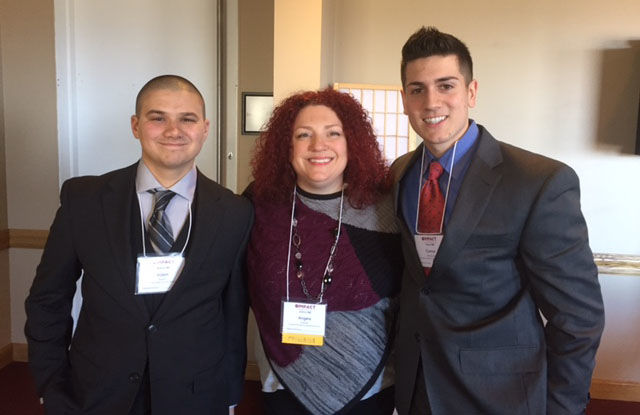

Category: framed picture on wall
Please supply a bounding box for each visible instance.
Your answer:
[242,92,273,134]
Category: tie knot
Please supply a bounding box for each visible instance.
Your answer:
[148,189,176,212]
[428,162,444,181]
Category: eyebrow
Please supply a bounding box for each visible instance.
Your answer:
[145,109,200,118]
[296,124,342,130]
[435,76,460,83]
[406,76,460,87]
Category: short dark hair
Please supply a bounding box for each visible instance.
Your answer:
[135,75,205,117]
[401,26,473,86]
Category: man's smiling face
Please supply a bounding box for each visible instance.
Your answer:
[401,54,477,157]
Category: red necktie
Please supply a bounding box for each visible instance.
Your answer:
[417,161,444,275]
[418,161,444,233]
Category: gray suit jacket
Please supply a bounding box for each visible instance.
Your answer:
[25,163,253,415]
[392,126,604,415]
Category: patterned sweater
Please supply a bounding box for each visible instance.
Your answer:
[247,188,403,414]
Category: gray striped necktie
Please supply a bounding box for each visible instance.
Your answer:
[147,189,176,253]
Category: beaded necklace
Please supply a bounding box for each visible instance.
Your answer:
[285,186,345,303]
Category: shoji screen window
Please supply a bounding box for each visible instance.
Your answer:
[334,83,417,162]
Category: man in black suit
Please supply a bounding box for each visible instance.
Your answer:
[392,27,605,414]
[25,75,253,414]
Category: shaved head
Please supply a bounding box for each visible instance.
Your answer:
[135,75,205,117]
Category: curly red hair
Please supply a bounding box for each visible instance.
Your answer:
[250,88,390,208]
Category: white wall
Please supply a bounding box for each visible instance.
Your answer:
[328,0,640,255]
[321,0,640,384]
[2,0,221,344]
[1,0,59,345]
[596,274,640,381]
[57,0,219,182]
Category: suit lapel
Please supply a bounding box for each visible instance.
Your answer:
[430,130,503,277]
[153,172,225,320]
[393,147,432,284]
[101,163,150,320]
[392,146,422,220]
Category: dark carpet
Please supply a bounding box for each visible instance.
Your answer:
[1,362,638,414]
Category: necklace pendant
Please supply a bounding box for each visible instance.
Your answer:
[296,270,304,279]
[323,274,332,285]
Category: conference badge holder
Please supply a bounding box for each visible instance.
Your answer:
[281,299,327,346]
[414,234,443,268]
[136,253,185,294]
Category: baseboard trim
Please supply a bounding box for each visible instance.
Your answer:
[591,378,640,402]
[245,361,260,381]
[12,342,28,362]
[6,344,640,402]
[0,343,12,369]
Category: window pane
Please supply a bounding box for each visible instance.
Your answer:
[374,90,386,112]
[386,90,398,113]
[373,113,385,135]
[349,89,361,103]
[362,89,374,113]
[385,113,397,136]
[376,137,384,152]
[384,137,396,160]
[397,136,409,157]
[398,114,409,136]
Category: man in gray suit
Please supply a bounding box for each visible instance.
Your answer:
[392,27,604,415]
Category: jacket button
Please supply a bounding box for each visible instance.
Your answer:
[420,286,431,295]
[147,324,158,332]
[414,332,421,342]
[128,373,141,383]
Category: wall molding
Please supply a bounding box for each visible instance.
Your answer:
[591,378,640,402]
[0,343,12,370]
[8,229,49,249]
[593,253,640,276]
[2,230,640,277]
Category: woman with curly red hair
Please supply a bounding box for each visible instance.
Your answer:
[245,88,403,415]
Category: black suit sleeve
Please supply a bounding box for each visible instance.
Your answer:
[223,200,254,406]
[519,164,605,414]
[24,180,82,410]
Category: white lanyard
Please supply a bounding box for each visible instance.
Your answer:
[284,186,344,303]
[136,193,193,256]
[414,140,458,235]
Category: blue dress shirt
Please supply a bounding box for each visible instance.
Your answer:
[400,121,480,234]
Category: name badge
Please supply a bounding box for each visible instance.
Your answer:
[413,234,444,268]
[136,254,185,294]
[281,300,327,346]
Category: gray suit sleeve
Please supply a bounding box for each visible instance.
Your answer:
[519,164,605,414]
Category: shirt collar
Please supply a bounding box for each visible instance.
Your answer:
[135,160,197,202]
[423,120,479,179]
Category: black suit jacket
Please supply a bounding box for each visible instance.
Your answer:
[392,126,604,415]
[25,163,253,414]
